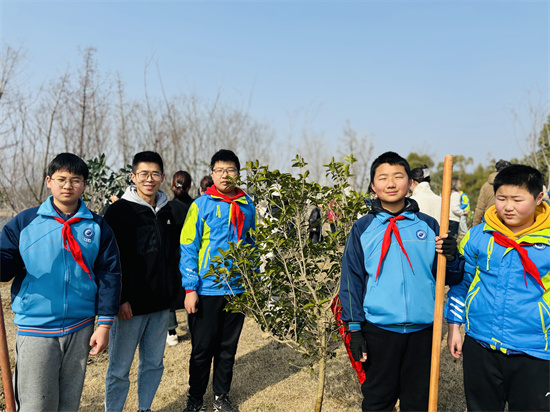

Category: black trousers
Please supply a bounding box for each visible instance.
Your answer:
[449,220,459,238]
[188,295,245,399]
[360,322,432,412]
[463,335,550,412]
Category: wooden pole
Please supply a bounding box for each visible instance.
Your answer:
[0,292,15,412]
[428,155,453,412]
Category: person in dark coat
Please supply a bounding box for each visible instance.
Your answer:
[308,204,323,244]
[167,170,194,346]
[104,151,180,412]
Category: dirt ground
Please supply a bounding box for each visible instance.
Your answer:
[0,283,466,412]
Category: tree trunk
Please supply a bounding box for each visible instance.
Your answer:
[314,321,327,412]
[314,354,326,412]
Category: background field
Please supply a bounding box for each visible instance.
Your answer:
[0,284,466,412]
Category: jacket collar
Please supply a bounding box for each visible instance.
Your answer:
[38,196,93,220]
[122,185,169,213]
[484,202,550,242]
[412,181,434,195]
[371,197,419,220]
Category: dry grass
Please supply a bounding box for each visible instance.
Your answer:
[0,284,466,412]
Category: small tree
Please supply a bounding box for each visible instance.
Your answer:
[207,155,367,412]
[84,154,131,214]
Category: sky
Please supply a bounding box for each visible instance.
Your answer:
[1,0,549,169]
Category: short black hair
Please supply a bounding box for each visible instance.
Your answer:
[132,151,164,174]
[47,153,89,180]
[370,151,410,183]
[495,159,511,172]
[210,149,240,171]
[493,164,544,199]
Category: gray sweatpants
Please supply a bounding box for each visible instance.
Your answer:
[14,324,94,412]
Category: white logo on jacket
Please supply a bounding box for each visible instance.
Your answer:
[83,228,94,243]
[416,230,427,240]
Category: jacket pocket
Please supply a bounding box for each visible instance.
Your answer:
[464,285,480,330]
[538,300,550,351]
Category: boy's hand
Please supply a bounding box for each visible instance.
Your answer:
[349,331,368,362]
[435,233,457,262]
[117,302,133,320]
[447,323,463,359]
[185,291,199,314]
[89,326,110,356]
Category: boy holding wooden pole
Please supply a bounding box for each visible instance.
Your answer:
[339,151,463,411]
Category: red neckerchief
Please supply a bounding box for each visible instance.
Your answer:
[52,216,92,280]
[492,232,545,290]
[205,185,247,239]
[376,215,413,280]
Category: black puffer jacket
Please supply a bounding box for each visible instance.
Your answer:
[104,196,180,316]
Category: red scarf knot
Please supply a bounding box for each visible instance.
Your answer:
[376,215,413,280]
[53,216,92,280]
[205,186,247,240]
[492,232,545,290]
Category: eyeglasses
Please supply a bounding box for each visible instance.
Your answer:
[212,167,238,176]
[135,171,163,181]
[50,177,85,188]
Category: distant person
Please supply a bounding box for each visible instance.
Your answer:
[449,178,466,238]
[410,165,442,224]
[340,151,463,411]
[198,175,214,196]
[181,150,256,412]
[459,187,471,236]
[473,159,511,225]
[327,199,339,233]
[308,204,323,244]
[104,151,180,412]
[167,170,194,346]
[446,164,550,411]
[0,153,121,412]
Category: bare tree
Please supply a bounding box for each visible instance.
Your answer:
[0,44,277,212]
[56,47,114,159]
[0,44,45,211]
[513,88,550,186]
[283,103,332,184]
[299,130,330,185]
[336,120,374,193]
[36,72,70,200]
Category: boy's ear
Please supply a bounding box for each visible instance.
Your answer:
[535,191,544,205]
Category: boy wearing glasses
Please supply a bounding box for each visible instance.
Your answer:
[104,151,180,412]
[181,150,256,412]
[0,153,121,412]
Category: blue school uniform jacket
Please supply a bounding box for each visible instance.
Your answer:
[445,204,550,360]
[179,191,256,296]
[0,197,121,337]
[340,198,463,333]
